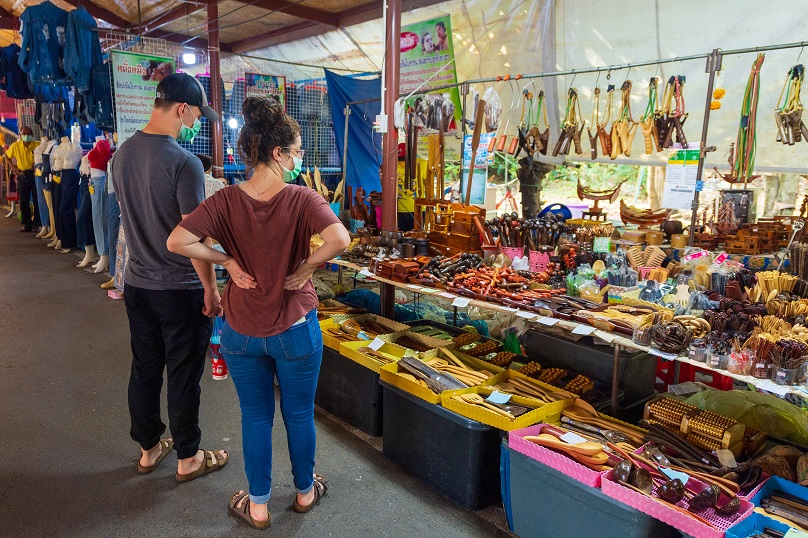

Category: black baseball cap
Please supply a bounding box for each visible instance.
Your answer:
[156,73,219,122]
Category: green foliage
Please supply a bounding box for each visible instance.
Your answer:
[489,152,520,184]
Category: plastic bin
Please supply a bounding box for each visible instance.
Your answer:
[503,440,681,538]
[520,329,657,402]
[315,347,383,436]
[380,380,502,511]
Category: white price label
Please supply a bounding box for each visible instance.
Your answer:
[516,311,538,320]
[486,391,512,404]
[756,380,791,397]
[594,330,616,343]
[536,317,559,326]
[560,432,589,445]
[359,268,374,277]
[451,297,471,308]
[368,338,385,351]
[438,292,456,299]
[571,325,597,336]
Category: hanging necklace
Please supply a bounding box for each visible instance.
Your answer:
[248,170,274,198]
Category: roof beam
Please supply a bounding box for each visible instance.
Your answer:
[62,0,132,29]
[228,0,449,54]
[229,0,336,28]
[140,4,203,34]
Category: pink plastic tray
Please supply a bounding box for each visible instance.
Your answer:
[740,473,770,502]
[601,470,754,538]
[509,424,607,488]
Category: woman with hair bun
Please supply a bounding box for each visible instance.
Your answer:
[167,96,350,529]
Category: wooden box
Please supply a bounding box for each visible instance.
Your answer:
[446,232,482,252]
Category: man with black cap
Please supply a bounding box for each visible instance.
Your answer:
[112,73,229,482]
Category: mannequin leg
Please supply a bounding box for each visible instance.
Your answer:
[93,254,109,273]
[78,244,96,267]
[47,181,61,244]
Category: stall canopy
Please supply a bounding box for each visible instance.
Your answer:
[324,69,383,193]
[4,0,808,174]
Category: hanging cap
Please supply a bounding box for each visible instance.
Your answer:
[156,73,219,122]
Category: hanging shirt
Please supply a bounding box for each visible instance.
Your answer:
[17,0,70,86]
[0,44,34,99]
[7,140,40,171]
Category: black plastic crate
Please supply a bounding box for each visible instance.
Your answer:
[315,347,383,437]
[380,380,501,511]
[503,440,680,538]
[520,329,656,402]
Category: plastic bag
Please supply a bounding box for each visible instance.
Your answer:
[312,278,334,300]
[483,87,501,131]
[683,389,808,446]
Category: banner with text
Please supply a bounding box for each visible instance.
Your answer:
[400,16,462,129]
[460,132,495,205]
[662,144,700,210]
[245,73,286,108]
[112,51,176,144]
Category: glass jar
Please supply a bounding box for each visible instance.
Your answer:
[752,361,770,379]
[708,352,729,370]
[773,367,798,386]
[688,339,709,363]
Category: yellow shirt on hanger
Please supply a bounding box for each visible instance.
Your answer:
[6,140,40,171]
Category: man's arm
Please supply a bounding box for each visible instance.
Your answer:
[180,215,222,318]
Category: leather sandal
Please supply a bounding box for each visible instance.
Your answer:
[229,491,271,530]
[176,449,229,483]
[136,439,174,475]
[292,474,328,514]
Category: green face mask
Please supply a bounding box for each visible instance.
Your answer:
[177,106,201,143]
[281,155,303,183]
[21,135,32,143]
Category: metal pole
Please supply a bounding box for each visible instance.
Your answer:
[341,105,351,212]
[379,0,401,320]
[207,1,224,179]
[689,49,722,246]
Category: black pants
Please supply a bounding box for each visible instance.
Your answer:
[125,285,213,459]
[18,170,39,230]
[76,177,94,248]
[58,169,79,249]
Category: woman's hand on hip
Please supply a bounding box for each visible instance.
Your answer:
[222,257,257,289]
[284,260,317,290]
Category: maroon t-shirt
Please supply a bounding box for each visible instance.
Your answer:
[180,184,341,337]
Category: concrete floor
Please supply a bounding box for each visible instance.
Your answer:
[0,214,511,538]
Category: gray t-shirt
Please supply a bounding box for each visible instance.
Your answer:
[111,131,205,290]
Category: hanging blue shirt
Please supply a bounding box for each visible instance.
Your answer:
[64,6,102,94]
[0,44,34,99]
[18,0,71,86]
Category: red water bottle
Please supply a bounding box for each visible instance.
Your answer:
[210,343,228,380]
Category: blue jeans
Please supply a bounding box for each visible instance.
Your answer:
[34,171,49,227]
[76,178,94,248]
[90,174,107,255]
[107,191,120,277]
[220,309,322,505]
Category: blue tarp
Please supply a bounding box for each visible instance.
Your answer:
[324,69,382,193]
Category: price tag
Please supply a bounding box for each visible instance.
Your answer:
[571,325,596,336]
[536,317,559,326]
[593,237,611,253]
[368,338,385,351]
[560,432,589,445]
[501,307,518,312]
[716,449,737,468]
[714,251,729,265]
[516,311,538,320]
[710,355,721,367]
[418,287,438,295]
[594,330,616,343]
[650,349,679,361]
[756,363,765,369]
[451,297,471,308]
[683,250,709,262]
[659,466,690,485]
[358,268,374,277]
[438,292,455,299]
[486,391,512,404]
[784,529,808,538]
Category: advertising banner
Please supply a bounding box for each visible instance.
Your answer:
[460,132,495,205]
[400,15,462,130]
[245,73,286,108]
[663,143,700,210]
[111,51,176,144]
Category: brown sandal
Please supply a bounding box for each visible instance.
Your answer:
[228,491,271,530]
[292,474,328,513]
[136,439,174,475]
[175,449,229,483]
